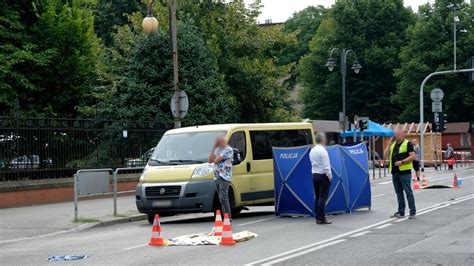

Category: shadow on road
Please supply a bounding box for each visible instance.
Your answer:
[137,210,275,226]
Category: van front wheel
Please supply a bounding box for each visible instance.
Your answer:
[229,189,243,218]
[147,213,155,224]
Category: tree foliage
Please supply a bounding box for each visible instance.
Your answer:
[394,0,474,122]
[93,0,141,45]
[0,0,99,116]
[97,14,233,125]
[279,5,327,66]
[175,0,296,122]
[299,0,415,122]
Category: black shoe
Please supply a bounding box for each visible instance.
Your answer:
[316,219,332,225]
[409,214,416,219]
[390,212,405,218]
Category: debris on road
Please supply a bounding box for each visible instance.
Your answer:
[47,255,88,261]
[166,231,257,246]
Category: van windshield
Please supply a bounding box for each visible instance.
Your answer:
[149,131,226,165]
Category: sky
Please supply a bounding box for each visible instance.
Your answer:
[245,0,437,23]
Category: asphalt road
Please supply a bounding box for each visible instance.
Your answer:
[1,167,473,265]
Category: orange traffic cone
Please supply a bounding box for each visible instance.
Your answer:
[413,179,421,190]
[148,214,164,246]
[220,213,235,246]
[453,173,460,188]
[211,210,223,236]
[421,175,428,188]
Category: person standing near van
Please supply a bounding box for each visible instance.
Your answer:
[309,132,333,225]
[208,135,234,219]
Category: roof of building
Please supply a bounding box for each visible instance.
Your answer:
[382,122,433,134]
[311,120,340,133]
[444,122,470,133]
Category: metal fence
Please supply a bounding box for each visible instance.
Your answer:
[0,116,170,181]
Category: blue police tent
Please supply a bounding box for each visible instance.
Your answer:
[273,143,371,217]
[273,146,315,216]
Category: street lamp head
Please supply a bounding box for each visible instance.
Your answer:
[325,58,336,72]
[142,15,159,33]
[351,61,362,74]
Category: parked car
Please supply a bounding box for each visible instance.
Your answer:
[126,148,155,168]
[9,155,40,169]
[8,155,53,170]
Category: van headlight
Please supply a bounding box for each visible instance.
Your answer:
[192,164,214,178]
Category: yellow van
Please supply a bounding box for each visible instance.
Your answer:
[135,123,315,223]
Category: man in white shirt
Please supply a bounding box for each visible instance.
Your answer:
[309,132,333,225]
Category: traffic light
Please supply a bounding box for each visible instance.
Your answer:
[442,113,448,132]
[433,112,441,132]
[358,119,368,131]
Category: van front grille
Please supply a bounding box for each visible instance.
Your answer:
[145,186,181,197]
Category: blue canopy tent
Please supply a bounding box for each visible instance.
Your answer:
[273,143,371,217]
[340,120,394,137]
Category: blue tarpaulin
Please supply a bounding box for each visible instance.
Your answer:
[340,120,394,137]
[273,143,371,217]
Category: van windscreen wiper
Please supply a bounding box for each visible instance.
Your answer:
[168,159,205,164]
[148,159,177,165]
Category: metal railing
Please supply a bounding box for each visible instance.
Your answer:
[0,116,169,181]
[74,167,144,222]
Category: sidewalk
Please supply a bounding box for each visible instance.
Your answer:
[0,195,142,243]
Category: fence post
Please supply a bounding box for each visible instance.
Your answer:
[74,174,78,222]
[113,170,118,216]
[378,162,381,179]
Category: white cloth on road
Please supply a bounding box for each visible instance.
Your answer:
[309,144,332,181]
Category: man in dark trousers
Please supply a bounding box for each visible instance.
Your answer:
[384,127,417,219]
[309,132,332,224]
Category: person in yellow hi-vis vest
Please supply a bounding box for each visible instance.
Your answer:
[384,127,417,219]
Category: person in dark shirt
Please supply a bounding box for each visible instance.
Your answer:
[384,127,417,219]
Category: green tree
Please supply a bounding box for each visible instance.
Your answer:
[0,0,99,116]
[394,0,474,122]
[279,5,327,66]
[299,0,415,122]
[175,0,296,122]
[93,0,141,45]
[98,14,233,125]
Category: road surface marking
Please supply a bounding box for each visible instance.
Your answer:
[123,243,147,251]
[246,194,474,265]
[372,194,386,198]
[245,218,396,265]
[237,217,277,227]
[378,181,392,185]
[375,223,393,229]
[261,239,347,265]
[350,231,371,238]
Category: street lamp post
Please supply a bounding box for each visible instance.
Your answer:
[447,3,460,70]
[325,48,362,141]
[142,0,181,128]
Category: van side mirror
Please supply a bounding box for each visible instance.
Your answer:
[233,148,242,165]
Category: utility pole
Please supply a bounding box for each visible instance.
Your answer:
[169,0,181,128]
